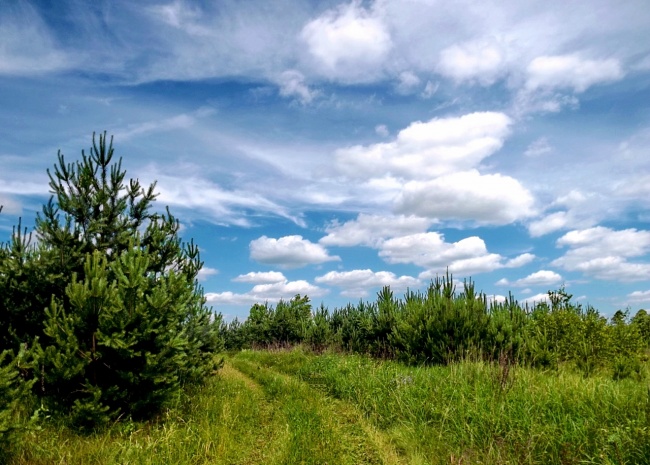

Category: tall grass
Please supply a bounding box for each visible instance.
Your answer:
[8,348,650,464]
[10,364,286,464]
[235,348,650,464]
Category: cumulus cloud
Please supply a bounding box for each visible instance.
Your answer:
[497,270,562,287]
[315,269,420,297]
[250,235,340,268]
[626,290,650,304]
[320,214,433,248]
[395,170,535,224]
[301,1,391,82]
[521,292,551,306]
[205,277,327,306]
[336,112,512,180]
[196,266,218,281]
[380,233,487,267]
[525,54,624,93]
[378,232,533,277]
[332,112,535,225]
[552,227,650,281]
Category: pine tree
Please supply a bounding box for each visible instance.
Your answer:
[0,345,34,460]
[3,133,222,428]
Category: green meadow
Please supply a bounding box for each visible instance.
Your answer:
[10,348,649,465]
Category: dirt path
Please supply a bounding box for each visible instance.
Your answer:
[228,358,408,465]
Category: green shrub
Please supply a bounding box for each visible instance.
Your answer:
[0,347,35,460]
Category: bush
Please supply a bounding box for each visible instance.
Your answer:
[0,347,35,460]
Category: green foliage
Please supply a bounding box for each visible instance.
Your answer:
[225,295,314,350]
[0,133,222,429]
[225,276,648,379]
[0,219,57,353]
[269,295,312,344]
[486,294,528,362]
[304,304,332,352]
[0,346,35,461]
[390,275,490,365]
[632,309,650,347]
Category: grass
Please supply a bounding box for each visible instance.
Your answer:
[7,348,650,464]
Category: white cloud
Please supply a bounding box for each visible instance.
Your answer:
[301,1,391,82]
[521,292,551,306]
[486,294,507,305]
[250,235,340,268]
[196,266,218,281]
[205,277,327,306]
[204,291,257,307]
[380,233,487,267]
[233,271,287,284]
[395,170,535,224]
[524,137,552,157]
[249,280,325,299]
[552,227,650,281]
[528,211,570,237]
[277,69,319,104]
[316,269,420,297]
[525,55,624,93]
[506,253,536,268]
[528,190,602,237]
[336,112,512,180]
[626,290,650,304]
[395,71,420,94]
[497,270,562,287]
[378,232,533,277]
[438,40,505,85]
[320,213,433,248]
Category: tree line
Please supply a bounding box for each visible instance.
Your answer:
[222,274,650,379]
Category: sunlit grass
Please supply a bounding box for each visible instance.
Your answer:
[234,348,650,464]
[8,348,650,464]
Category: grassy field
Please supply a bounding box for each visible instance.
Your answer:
[10,348,650,465]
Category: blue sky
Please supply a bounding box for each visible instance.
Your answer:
[1,0,650,320]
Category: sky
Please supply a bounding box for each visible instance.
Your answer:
[1,0,650,320]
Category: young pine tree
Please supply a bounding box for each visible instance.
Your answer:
[29,132,222,427]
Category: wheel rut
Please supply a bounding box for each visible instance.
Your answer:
[228,358,408,465]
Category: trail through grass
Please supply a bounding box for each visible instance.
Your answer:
[9,348,650,464]
[230,356,404,465]
[233,349,650,464]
